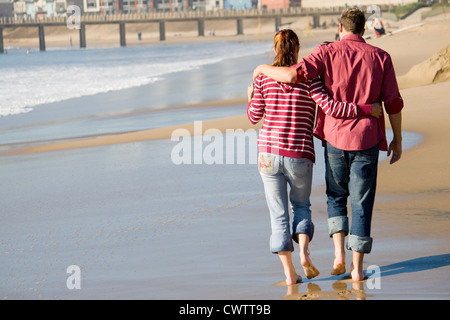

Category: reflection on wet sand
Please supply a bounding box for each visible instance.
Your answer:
[279,280,372,300]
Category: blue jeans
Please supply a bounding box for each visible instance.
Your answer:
[324,142,379,253]
[258,153,314,253]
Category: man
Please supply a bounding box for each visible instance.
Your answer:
[252,8,403,281]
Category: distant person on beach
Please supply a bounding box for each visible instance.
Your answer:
[372,16,385,37]
[247,29,382,285]
[252,8,403,282]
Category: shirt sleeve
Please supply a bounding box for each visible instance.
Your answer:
[291,43,327,83]
[309,78,372,118]
[381,53,404,114]
[247,76,266,125]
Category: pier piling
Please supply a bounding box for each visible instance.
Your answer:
[198,19,204,37]
[236,18,243,35]
[159,21,165,41]
[119,23,126,47]
[0,27,3,54]
[79,23,86,48]
[275,16,281,31]
[38,25,45,51]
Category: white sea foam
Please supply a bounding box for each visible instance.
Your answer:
[0,41,272,117]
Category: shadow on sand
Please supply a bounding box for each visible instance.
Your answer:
[378,253,450,277]
[279,253,450,300]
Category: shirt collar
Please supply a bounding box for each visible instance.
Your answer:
[340,33,366,43]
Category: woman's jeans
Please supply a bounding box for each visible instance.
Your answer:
[258,153,314,254]
[324,142,379,254]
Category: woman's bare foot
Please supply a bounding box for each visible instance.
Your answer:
[331,253,346,275]
[302,261,320,279]
[298,234,320,279]
[331,262,346,276]
[278,251,301,285]
[300,250,320,279]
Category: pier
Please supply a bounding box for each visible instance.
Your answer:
[0,5,395,53]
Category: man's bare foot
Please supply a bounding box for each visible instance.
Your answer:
[350,264,367,281]
[285,274,302,286]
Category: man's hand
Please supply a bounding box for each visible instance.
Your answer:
[247,83,254,102]
[387,138,402,164]
[371,102,382,118]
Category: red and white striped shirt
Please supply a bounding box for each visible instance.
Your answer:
[247,75,370,163]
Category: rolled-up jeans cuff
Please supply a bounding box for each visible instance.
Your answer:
[270,233,294,253]
[347,234,373,253]
[328,216,349,237]
[293,222,314,243]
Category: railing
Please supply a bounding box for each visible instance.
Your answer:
[0,5,395,25]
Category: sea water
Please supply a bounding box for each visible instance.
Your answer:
[0,41,273,117]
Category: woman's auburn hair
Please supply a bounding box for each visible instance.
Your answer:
[272,29,299,67]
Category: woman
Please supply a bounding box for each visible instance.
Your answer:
[247,29,376,285]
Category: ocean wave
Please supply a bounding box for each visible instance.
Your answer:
[0,41,272,117]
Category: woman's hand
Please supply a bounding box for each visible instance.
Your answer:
[248,83,255,102]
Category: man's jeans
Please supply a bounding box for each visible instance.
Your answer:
[324,142,379,254]
[258,153,314,253]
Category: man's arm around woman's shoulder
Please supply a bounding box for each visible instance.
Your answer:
[252,64,298,84]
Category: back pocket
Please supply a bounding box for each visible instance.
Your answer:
[258,154,275,174]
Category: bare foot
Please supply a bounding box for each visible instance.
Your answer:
[331,263,346,276]
[285,274,302,286]
[350,264,367,281]
[300,251,320,279]
[302,261,320,279]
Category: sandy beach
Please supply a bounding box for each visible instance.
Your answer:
[1,8,449,301]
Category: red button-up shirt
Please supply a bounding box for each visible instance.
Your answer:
[291,34,403,151]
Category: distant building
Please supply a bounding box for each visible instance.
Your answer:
[121,0,150,13]
[224,0,252,10]
[290,0,300,7]
[67,0,84,13]
[55,0,67,14]
[99,0,115,14]
[84,0,100,13]
[300,0,418,8]
[0,0,13,18]
[14,1,27,18]
[260,0,289,9]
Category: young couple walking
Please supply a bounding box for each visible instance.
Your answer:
[247,8,403,285]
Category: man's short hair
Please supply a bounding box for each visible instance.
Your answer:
[340,8,366,34]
